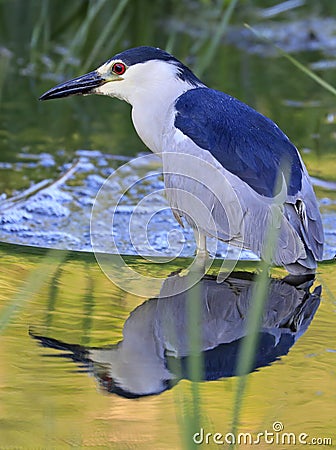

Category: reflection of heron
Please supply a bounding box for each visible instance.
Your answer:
[40,46,324,274]
[30,272,321,398]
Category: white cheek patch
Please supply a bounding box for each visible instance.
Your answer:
[93,81,124,100]
[97,65,107,76]
[94,83,113,95]
[97,60,115,75]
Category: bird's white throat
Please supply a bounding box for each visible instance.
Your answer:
[95,59,203,153]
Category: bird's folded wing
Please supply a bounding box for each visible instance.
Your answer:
[174,87,303,198]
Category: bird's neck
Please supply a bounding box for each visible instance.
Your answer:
[130,81,198,153]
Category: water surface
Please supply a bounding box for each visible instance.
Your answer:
[0,242,335,448]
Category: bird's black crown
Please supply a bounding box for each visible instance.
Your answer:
[109,46,202,87]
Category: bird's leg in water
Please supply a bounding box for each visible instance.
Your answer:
[194,229,208,257]
[191,229,210,275]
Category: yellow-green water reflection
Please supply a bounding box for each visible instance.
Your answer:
[0,242,335,449]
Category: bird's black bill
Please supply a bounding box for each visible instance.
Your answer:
[39,70,105,101]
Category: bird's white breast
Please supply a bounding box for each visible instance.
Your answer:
[126,61,198,153]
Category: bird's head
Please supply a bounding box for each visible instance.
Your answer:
[39,46,203,105]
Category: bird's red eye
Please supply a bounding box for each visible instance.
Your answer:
[112,62,126,75]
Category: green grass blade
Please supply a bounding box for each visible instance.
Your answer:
[230,173,285,448]
[81,263,95,346]
[172,271,204,450]
[0,48,11,104]
[82,0,130,72]
[197,0,239,77]
[245,24,336,96]
[0,250,67,334]
[229,262,272,449]
[30,0,50,52]
[186,278,203,436]
[56,0,107,74]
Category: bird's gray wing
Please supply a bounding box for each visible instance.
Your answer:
[171,88,323,265]
[174,88,303,198]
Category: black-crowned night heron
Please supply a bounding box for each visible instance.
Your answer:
[40,46,324,274]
